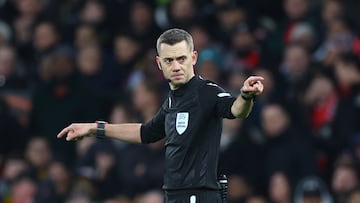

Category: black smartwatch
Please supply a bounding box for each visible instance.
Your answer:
[96,121,107,137]
[240,89,256,101]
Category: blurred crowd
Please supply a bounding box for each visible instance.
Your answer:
[0,0,360,202]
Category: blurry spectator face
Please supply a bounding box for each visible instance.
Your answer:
[328,19,349,39]
[322,0,344,24]
[48,162,70,193]
[76,136,96,157]
[132,81,158,113]
[232,30,255,55]
[332,165,359,194]
[228,175,251,201]
[0,46,16,77]
[25,137,52,168]
[109,104,132,124]
[130,1,153,31]
[335,59,360,87]
[15,0,43,16]
[170,0,195,22]
[246,196,267,203]
[139,191,164,203]
[33,22,59,52]
[218,7,246,31]
[53,54,75,80]
[303,197,322,203]
[66,196,91,203]
[283,45,309,78]
[11,177,37,202]
[189,26,210,52]
[349,190,360,203]
[95,151,115,178]
[114,35,140,63]
[261,104,289,137]
[13,16,33,43]
[284,0,308,20]
[304,75,334,105]
[80,0,105,25]
[3,158,28,180]
[74,25,98,50]
[77,45,102,75]
[198,61,219,82]
[269,172,291,203]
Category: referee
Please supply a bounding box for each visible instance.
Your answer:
[57,28,264,203]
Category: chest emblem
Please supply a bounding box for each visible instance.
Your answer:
[176,112,189,135]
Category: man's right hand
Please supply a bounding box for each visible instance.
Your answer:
[57,123,97,141]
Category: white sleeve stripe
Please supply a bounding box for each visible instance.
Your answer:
[206,82,218,87]
[217,92,231,97]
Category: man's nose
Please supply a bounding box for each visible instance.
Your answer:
[171,61,181,71]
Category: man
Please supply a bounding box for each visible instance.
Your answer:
[57,28,264,203]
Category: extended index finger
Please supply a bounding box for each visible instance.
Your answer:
[57,126,71,138]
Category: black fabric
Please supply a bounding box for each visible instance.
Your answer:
[164,189,222,203]
[141,76,236,190]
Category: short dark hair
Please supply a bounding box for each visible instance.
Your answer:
[156,28,194,54]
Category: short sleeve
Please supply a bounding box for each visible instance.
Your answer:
[140,107,166,144]
[200,82,236,119]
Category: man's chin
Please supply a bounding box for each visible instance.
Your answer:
[170,80,186,89]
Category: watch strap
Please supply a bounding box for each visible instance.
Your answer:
[96,121,107,137]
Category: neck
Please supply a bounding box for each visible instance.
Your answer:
[169,74,196,90]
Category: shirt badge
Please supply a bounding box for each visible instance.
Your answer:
[176,112,189,135]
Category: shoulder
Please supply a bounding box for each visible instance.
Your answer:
[197,77,232,98]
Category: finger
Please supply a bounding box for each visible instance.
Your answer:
[57,127,71,138]
[243,81,264,94]
[246,76,265,86]
[253,83,264,94]
[66,130,78,141]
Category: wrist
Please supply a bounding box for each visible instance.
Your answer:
[240,89,256,101]
[95,121,107,138]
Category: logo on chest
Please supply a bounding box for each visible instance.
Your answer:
[176,112,189,135]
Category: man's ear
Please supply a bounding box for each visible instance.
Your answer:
[156,56,162,70]
[192,51,198,66]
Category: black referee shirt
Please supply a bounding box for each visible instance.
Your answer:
[140,76,236,190]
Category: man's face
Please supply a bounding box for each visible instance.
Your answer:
[156,40,197,90]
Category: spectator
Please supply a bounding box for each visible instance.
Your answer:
[0,45,30,127]
[126,0,162,50]
[266,0,319,58]
[294,176,333,203]
[45,161,72,202]
[0,155,29,202]
[224,24,261,72]
[24,137,52,181]
[261,103,316,189]
[279,43,313,124]
[331,53,360,155]
[268,172,292,203]
[331,163,359,203]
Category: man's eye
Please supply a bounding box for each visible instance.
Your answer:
[164,59,172,64]
[177,56,186,63]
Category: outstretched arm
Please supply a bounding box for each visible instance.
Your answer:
[57,123,142,143]
[231,76,264,118]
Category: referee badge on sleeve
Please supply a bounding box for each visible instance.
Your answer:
[176,112,189,135]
